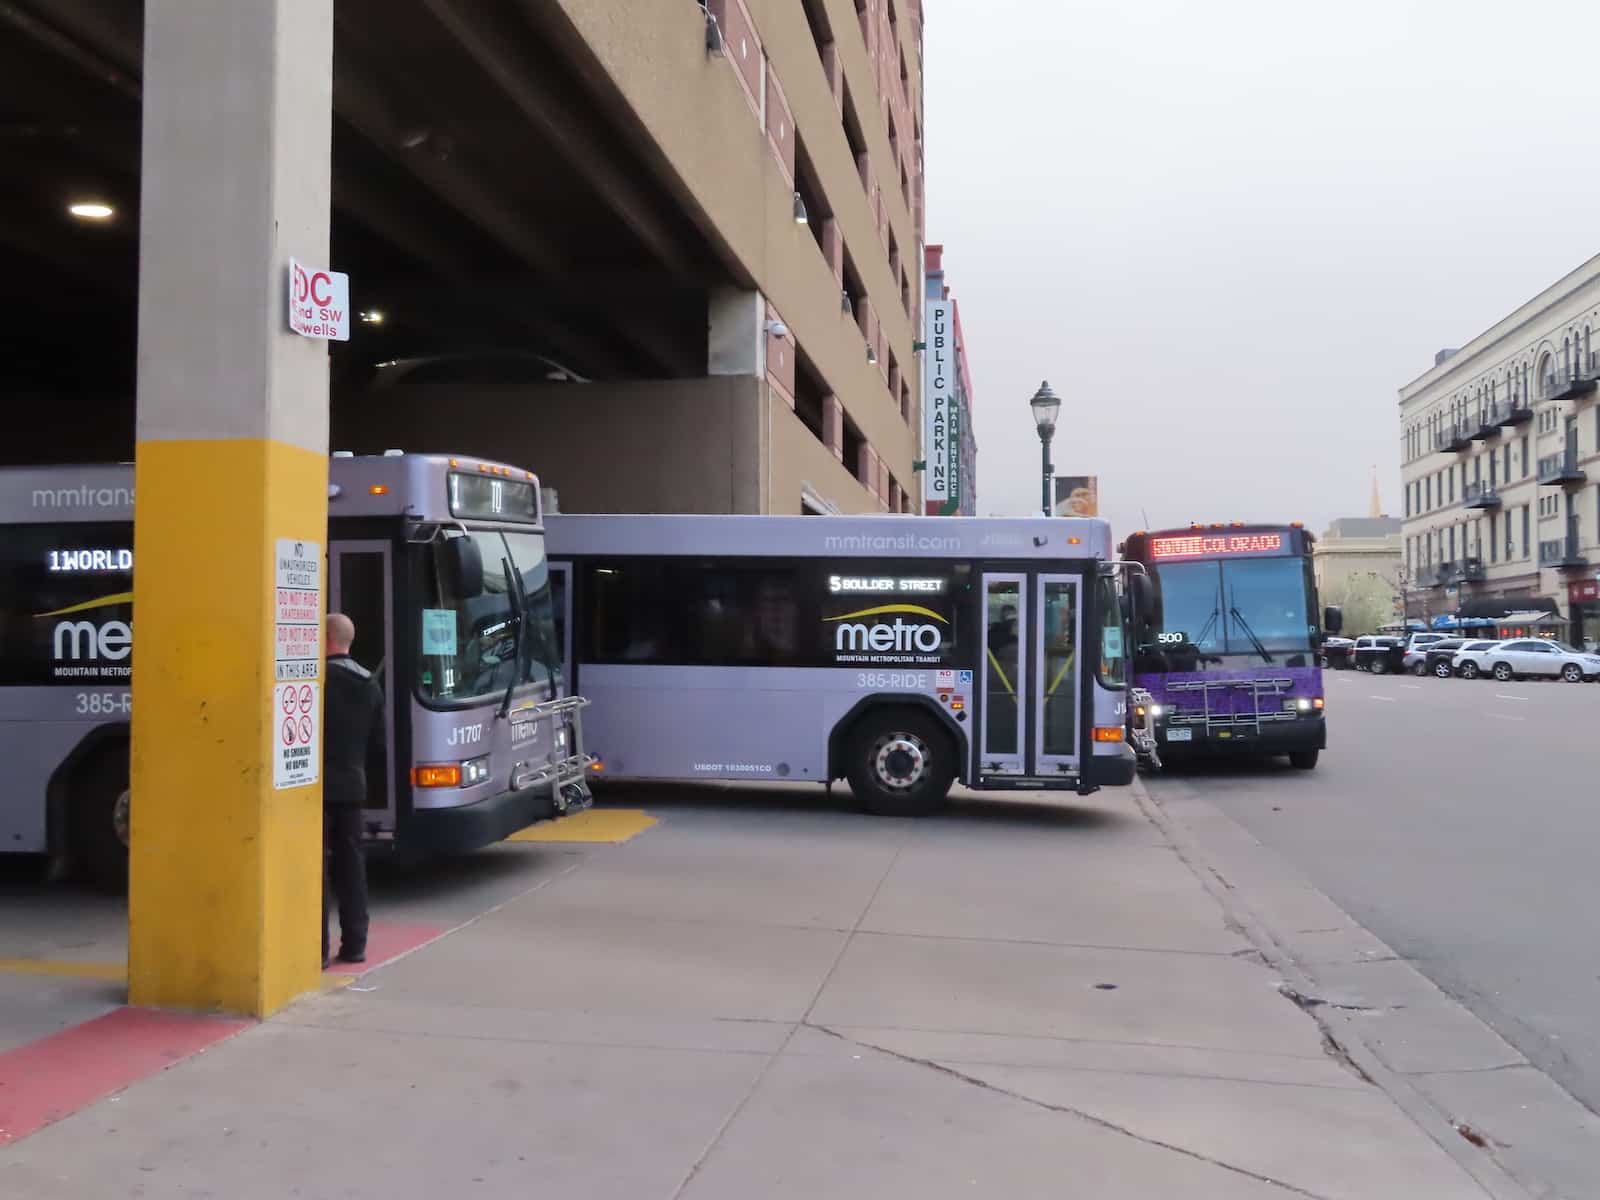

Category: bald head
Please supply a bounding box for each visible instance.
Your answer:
[326,612,355,656]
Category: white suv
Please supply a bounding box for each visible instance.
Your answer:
[1451,640,1504,679]
[1475,639,1600,682]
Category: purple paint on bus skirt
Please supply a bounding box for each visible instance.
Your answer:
[1133,665,1322,716]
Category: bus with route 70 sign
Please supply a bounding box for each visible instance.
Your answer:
[0,453,591,888]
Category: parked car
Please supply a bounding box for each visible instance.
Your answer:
[1353,635,1405,673]
[1320,636,1355,670]
[1451,640,1504,679]
[1474,639,1600,682]
[1417,638,1467,677]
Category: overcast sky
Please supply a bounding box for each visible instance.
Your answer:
[924,0,1600,537]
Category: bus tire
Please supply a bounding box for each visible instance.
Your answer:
[845,708,955,818]
[70,747,130,891]
[1288,749,1319,770]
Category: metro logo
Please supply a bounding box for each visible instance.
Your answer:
[34,590,135,679]
[826,603,948,658]
[54,619,132,662]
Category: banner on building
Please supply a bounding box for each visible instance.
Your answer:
[922,300,959,515]
[1053,475,1099,517]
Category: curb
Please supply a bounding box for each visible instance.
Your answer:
[1130,775,1547,1200]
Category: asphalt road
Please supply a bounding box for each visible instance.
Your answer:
[1148,666,1600,1118]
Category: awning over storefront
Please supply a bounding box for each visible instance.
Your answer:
[1454,595,1559,619]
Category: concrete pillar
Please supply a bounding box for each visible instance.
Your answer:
[708,288,766,376]
[129,0,333,1017]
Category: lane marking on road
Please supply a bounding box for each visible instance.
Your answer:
[1486,713,1526,722]
[1400,683,1422,690]
[1494,694,1529,702]
[0,958,124,982]
[1369,695,1397,702]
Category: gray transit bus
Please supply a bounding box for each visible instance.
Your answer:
[0,453,590,887]
[544,514,1135,816]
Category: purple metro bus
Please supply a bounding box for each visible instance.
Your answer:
[1121,524,1340,770]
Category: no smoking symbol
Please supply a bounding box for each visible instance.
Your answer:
[298,716,313,744]
[281,688,296,716]
[298,685,314,714]
[281,717,297,746]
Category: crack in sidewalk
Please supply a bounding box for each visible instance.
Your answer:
[805,1023,1335,1200]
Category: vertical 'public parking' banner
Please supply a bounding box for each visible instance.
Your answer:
[922,300,959,515]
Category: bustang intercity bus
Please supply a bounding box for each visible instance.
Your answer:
[1121,523,1341,769]
[0,453,591,888]
[543,515,1136,816]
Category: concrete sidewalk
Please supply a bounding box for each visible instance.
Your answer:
[1,783,1510,1198]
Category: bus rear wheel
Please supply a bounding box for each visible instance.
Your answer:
[845,709,955,818]
[70,747,130,891]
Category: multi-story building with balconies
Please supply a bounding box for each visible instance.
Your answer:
[1398,254,1600,642]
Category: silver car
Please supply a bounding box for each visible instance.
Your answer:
[1468,639,1600,683]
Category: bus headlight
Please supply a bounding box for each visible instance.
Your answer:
[463,755,492,786]
[1296,698,1313,712]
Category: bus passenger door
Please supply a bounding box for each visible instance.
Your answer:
[328,541,396,838]
[1034,575,1081,777]
[549,562,573,697]
[979,575,1026,776]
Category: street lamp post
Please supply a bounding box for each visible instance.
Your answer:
[1029,381,1061,517]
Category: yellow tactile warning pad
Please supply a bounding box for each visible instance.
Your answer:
[505,808,657,845]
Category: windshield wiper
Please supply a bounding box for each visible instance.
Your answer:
[497,558,524,721]
[1227,604,1275,664]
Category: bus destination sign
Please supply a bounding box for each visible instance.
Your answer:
[1149,533,1284,559]
[449,472,539,523]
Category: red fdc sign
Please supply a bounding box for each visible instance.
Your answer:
[1150,533,1285,559]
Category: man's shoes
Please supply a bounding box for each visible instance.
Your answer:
[336,947,366,964]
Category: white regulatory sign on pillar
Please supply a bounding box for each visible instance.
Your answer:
[287,257,350,342]
[273,538,322,789]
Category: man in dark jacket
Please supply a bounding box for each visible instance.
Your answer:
[323,612,383,965]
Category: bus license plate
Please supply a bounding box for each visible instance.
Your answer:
[1166,728,1192,742]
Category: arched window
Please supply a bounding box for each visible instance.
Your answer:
[1539,352,1554,396]
[1585,326,1593,373]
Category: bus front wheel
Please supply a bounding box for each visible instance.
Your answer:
[1288,749,1319,770]
[845,709,955,818]
[71,747,130,891]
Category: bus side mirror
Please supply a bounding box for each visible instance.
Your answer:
[1131,574,1155,625]
[1323,605,1343,635]
[446,536,484,598]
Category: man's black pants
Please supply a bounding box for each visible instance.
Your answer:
[322,805,369,961]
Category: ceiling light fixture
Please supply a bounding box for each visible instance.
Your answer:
[68,202,114,220]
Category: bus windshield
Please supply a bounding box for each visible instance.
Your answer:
[413,528,561,704]
[1150,556,1316,660]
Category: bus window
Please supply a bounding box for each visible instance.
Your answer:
[984,581,1021,756]
[1040,580,1078,757]
[0,524,133,687]
[415,530,552,703]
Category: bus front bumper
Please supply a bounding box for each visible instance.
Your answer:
[1159,716,1325,755]
[404,781,589,856]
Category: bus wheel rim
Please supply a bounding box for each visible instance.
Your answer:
[113,790,131,848]
[873,733,929,790]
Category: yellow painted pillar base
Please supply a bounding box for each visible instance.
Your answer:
[128,438,329,1016]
